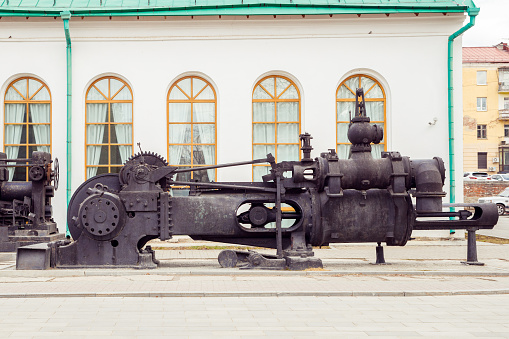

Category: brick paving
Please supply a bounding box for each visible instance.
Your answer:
[1,295,509,338]
[1,241,509,337]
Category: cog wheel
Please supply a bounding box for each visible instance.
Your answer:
[125,151,168,168]
[119,151,169,186]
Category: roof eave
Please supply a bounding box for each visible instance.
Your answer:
[0,4,472,17]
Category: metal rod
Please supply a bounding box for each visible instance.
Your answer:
[172,157,270,173]
[0,164,37,168]
[275,175,283,258]
[0,159,32,162]
[169,181,277,192]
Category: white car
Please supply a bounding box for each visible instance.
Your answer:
[464,172,491,181]
[478,187,509,215]
[490,174,509,181]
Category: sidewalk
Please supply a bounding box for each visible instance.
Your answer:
[1,239,509,298]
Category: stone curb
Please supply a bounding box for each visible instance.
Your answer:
[1,269,509,278]
[1,289,509,299]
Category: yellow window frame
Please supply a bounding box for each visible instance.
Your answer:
[252,75,301,179]
[85,76,134,179]
[4,77,52,181]
[167,76,217,181]
[336,74,387,155]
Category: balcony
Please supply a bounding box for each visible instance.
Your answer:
[499,83,509,92]
[500,109,509,120]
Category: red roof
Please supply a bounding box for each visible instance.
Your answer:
[463,45,509,63]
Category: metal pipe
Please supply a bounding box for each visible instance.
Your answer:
[61,11,72,236]
[447,6,478,232]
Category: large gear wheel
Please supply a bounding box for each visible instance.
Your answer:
[119,151,169,186]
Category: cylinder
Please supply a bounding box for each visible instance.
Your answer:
[315,189,411,245]
[0,182,33,201]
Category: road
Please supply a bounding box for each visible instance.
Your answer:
[478,214,509,240]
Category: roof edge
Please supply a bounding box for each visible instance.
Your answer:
[0,3,473,17]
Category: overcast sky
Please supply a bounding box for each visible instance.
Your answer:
[462,0,509,47]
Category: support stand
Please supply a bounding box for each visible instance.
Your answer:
[461,227,484,266]
[375,242,387,264]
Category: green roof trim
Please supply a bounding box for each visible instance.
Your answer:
[0,0,477,16]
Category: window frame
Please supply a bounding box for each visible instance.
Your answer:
[3,76,52,181]
[477,97,487,111]
[476,70,487,86]
[166,75,217,182]
[84,76,134,179]
[478,152,488,170]
[477,124,487,139]
[252,75,302,180]
[336,74,387,157]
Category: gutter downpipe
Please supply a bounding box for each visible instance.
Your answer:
[61,11,72,236]
[447,7,478,232]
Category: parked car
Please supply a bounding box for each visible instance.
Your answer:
[489,174,509,181]
[463,172,491,181]
[478,187,509,215]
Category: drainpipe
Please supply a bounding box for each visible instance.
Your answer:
[61,11,72,236]
[447,7,478,232]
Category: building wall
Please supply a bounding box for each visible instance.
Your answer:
[463,65,502,173]
[0,14,467,234]
[464,181,509,204]
[463,63,509,174]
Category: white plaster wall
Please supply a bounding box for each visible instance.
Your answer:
[0,13,467,236]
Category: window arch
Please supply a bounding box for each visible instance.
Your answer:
[167,76,217,182]
[336,74,386,159]
[4,77,51,181]
[85,76,133,179]
[252,75,301,180]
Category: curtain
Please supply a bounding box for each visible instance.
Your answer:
[111,103,132,164]
[30,103,51,153]
[5,104,25,180]
[193,103,215,181]
[168,103,191,167]
[276,102,299,162]
[253,102,275,160]
[86,103,108,178]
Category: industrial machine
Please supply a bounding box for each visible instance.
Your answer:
[0,151,62,252]
[20,89,498,270]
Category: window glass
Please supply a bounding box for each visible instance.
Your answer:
[477,125,487,139]
[168,76,216,183]
[85,77,133,179]
[4,77,52,181]
[477,71,487,85]
[336,75,386,159]
[252,76,301,181]
[477,97,487,111]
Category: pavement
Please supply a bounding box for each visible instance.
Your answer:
[1,220,509,337]
[1,237,509,298]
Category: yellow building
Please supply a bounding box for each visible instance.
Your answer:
[463,43,509,174]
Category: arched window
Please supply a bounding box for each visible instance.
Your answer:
[252,75,301,180]
[4,77,51,181]
[167,76,217,182]
[336,74,386,159]
[85,77,133,179]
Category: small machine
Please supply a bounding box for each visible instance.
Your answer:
[0,151,62,252]
[23,89,498,270]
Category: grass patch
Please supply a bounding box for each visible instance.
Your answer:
[465,232,509,245]
[151,245,331,250]
[150,245,265,251]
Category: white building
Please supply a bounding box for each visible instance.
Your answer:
[0,0,476,233]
